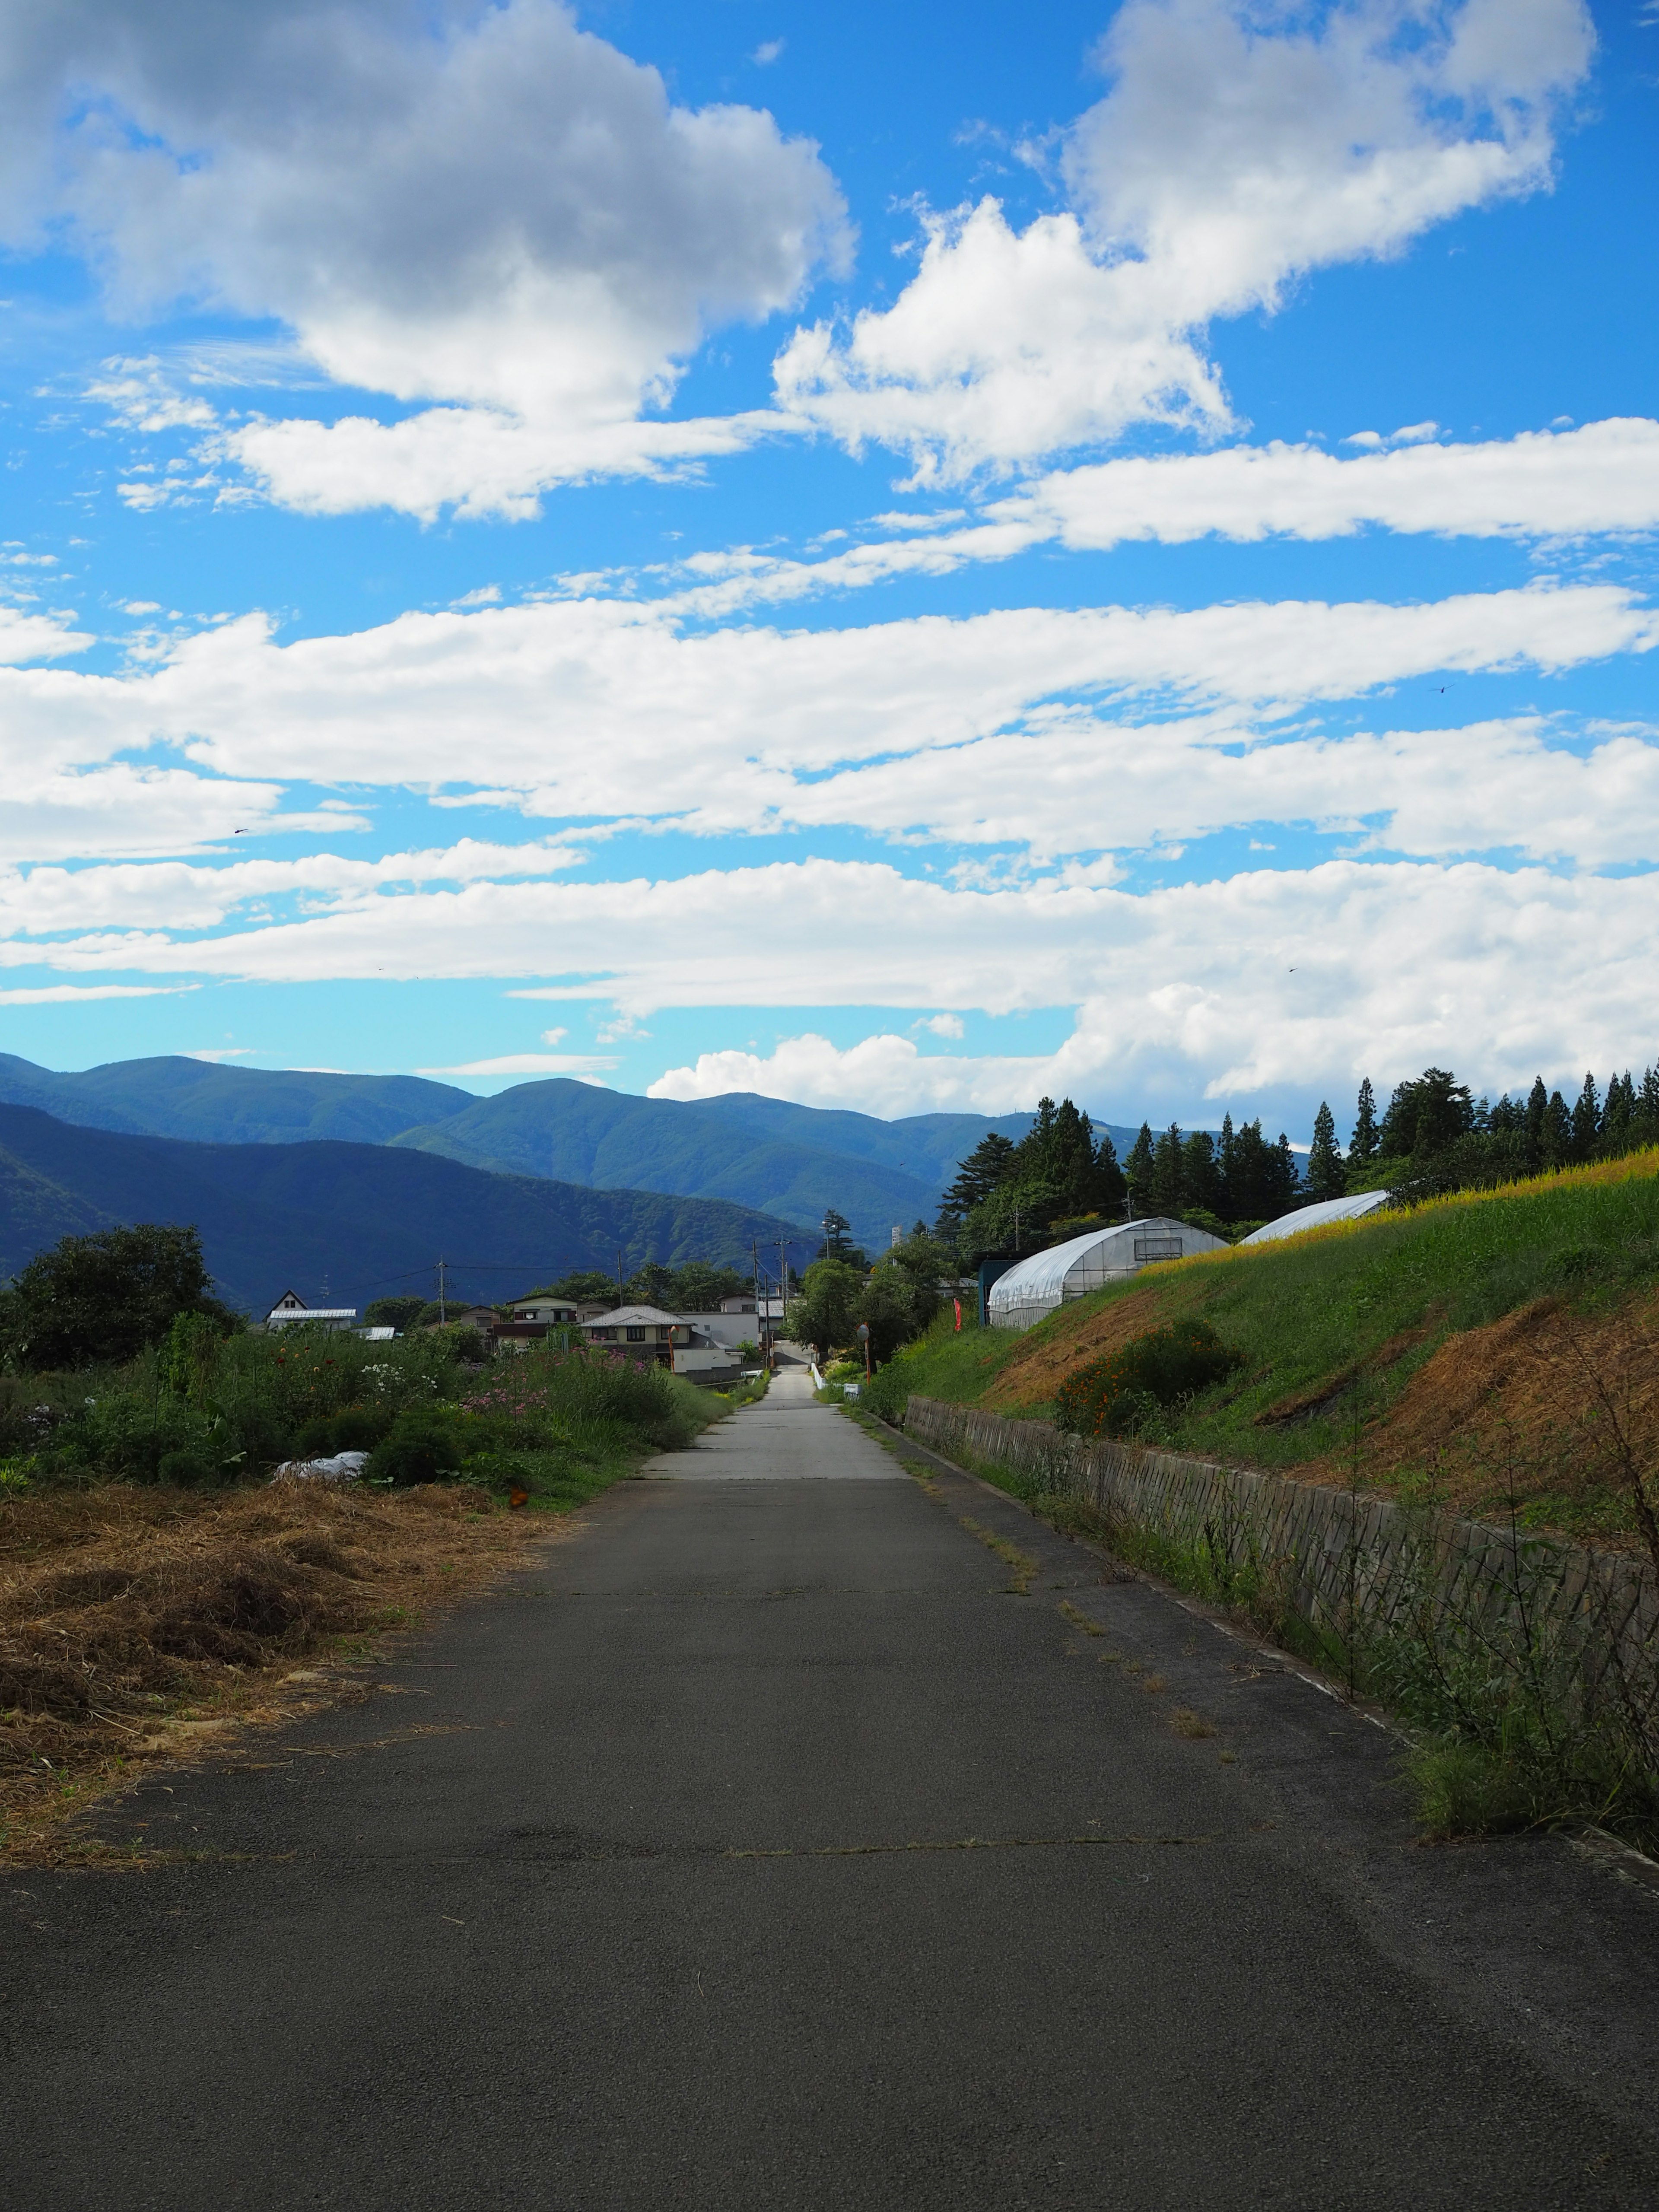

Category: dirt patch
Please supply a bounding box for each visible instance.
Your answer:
[982,1281,1174,1412]
[0,1476,552,1861]
[1303,1293,1659,1550]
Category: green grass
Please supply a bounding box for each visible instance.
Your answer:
[870,1157,1659,1475]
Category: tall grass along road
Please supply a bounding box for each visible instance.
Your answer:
[6,1371,1659,2208]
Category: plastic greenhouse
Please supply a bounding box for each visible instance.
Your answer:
[986,1215,1227,1332]
[1238,1191,1391,1246]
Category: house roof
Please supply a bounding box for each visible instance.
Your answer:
[582,1305,686,1327]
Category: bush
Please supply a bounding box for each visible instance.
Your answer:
[1053,1320,1243,1438]
[365,1408,469,1487]
[296,1405,397,1456]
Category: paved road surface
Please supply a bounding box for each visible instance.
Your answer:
[8,1373,1659,2209]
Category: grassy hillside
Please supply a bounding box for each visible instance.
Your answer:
[872,1153,1659,1554]
[0,1104,801,1315]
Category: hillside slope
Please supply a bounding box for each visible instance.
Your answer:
[876,1155,1659,1554]
[0,1104,801,1316]
[0,1058,1056,1249]
[388,1078,1023,1245]
[0,1054,471,1146]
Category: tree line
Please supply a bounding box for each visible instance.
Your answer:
[1309,1062,1659,1203]
[934,1095,1303,1259]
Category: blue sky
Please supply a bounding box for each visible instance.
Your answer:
[0,0,1656,1142]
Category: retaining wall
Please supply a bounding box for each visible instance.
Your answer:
[902,1395,1659,1697]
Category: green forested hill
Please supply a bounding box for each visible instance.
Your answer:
[0,1054,471,1146]
[0,1104,801,1315]
[0,1056,1059,1249]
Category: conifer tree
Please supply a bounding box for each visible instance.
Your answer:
[1349,1079,1378,1169]
[1543,1089,1573,1165]
[1305,1101,1345,1201]
[1181,1129,1222,1217]
[1643,1065,1659,1123]
[1571,1071,1600,1160]
[1525,1076,1548,1168]
[1150,1124,1185,1216]
[1125,1122,1155,1211]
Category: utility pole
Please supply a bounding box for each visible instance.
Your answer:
[616,1247,625,1305]
[437,1258,447,1325]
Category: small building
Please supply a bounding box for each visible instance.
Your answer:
[1239,1191,1391,1245]
[423,1305,501,1336]
[264,1290,359,1334]
[509,1296,580,1326]
[582,1305,691,1368]
[986,1216,1227,1332]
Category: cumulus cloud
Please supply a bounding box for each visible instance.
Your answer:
[2,0,847,514]
[9,851,1640,1119]
[779,0,1593,476]
[665,419,1659,615]
[3,583,1640,838]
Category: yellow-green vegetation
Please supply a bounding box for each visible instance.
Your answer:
[868,1151,1659,1554]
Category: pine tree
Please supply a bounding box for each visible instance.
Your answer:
[1306,1101,1344,1201]
[1604,1072,1634,1149]
[1181,1129,1221,1216]
[1643,1065,1659,1124]
[1525,1076,1548,1168]
[1125,1122,1155,1213]
[1570,1071,1600,1160]
[1217,1112,1237,1220]
[1093,1133,1128,1214]
[1150,1124,1185,1216]
[1349,1079,1378,1169]
[1543,1089,1572,1165]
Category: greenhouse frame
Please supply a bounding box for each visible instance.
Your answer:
[986,1215,1227,1331]
[1238,1190,1391,1245]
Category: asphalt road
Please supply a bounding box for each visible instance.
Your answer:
[7,1371,1659,2210]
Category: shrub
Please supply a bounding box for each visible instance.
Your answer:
[365,1408,469,1487]
[1053,1319,1243,1438]
[296,1405,397,1456]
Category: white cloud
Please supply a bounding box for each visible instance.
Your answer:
[414,1052,619,1077]
[0,605,95,664]
[7,584,1639,838]
[665,420,1659,615]
[0,764,367,865]
[753,39,785,66]
[779,715,1659,867]
[779,0,1592,476]
[7,850,1659,1122]
[0,982,195,1006]
[4,0,848,515]
[915,1013,965,1038]
[0,837,585,937]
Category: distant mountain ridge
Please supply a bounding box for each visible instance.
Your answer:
[0,1102,802,1316]
[0,1055,1145,1251]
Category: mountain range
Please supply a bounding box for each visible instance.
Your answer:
[0,1056,1122,1250]
[0,1102,802,1316]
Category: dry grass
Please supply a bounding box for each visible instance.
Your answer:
[0,1475,550,1860]
[1300,1291,1659,1545]
[1171,1707,1217,1739]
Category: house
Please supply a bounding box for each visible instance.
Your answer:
[581,1305,690,1367]
[264,1290,359,1334]
[986,1217,1229,1331]
[425,1305,501,1336]
[509,1296,580,1326]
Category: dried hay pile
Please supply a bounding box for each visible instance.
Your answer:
[0,1476,541,1855]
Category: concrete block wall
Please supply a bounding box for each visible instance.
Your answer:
[903,1395,1659,1701]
